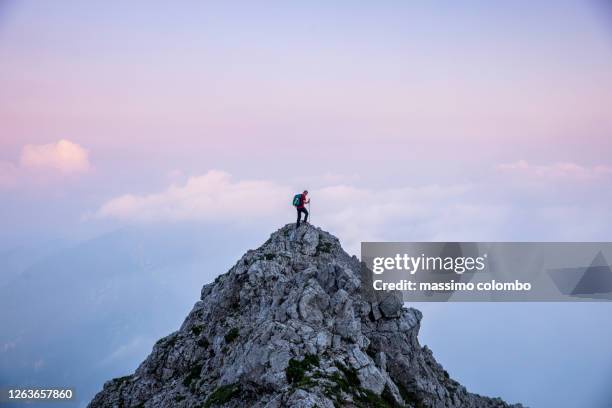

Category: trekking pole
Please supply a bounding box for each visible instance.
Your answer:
[308,201,311,224]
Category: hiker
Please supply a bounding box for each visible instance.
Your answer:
[293,190,310,227]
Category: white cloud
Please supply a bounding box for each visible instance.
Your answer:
[497,160,612,181]
[311,184,505,253]
[20,139,90,174]
[96,170,292,222]
[95,169,612,255]
[96,171,498,254]
[0,140,91,190]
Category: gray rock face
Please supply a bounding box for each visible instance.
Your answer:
[89,224,523,408]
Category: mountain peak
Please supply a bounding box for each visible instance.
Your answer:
[261,223,345,257]
[89,224,522,408]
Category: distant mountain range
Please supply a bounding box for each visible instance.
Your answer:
[0,223,262,407]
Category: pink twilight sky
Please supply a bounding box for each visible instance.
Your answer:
[1,1,612,249]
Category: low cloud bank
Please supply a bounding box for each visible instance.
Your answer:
[96,170,291,223]
[498,160,612,181]
[95,171,497,253]
[95,162,612,254]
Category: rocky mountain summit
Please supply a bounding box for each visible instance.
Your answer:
[89,224,522,408]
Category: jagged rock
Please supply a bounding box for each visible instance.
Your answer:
[89,224,523,408]
[379,293,402,318]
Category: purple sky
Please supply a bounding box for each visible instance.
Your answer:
[2,1,612,249]
[1,3,612,407]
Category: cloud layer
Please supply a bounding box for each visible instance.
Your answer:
[498,160,612,181]
[0,140,90,189]
[96,170,291,223]
[95,171,497,253]
[20,139,90,174]
[95,164,612,254]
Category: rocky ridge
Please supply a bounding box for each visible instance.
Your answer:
[89,224,522,408]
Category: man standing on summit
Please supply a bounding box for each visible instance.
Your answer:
[293,190,310,227]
